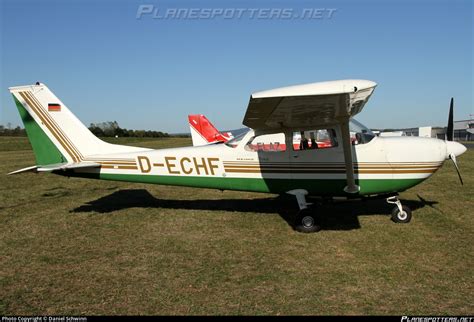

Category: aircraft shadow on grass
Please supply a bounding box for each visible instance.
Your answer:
[71,189,440,231]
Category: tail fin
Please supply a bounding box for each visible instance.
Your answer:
[188,114,231,146]
[10,83,145,166]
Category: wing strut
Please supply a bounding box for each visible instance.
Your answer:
[340,118,360,194]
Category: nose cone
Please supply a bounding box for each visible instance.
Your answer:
[446,141,467,159]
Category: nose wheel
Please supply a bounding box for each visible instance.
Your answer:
[387,195,412,223]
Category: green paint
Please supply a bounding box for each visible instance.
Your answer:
[13,95,66,165]
[62,170,425,196]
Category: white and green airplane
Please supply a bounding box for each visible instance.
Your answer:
[8,80,466,232]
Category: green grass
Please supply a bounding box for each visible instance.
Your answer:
[0,137,472,315]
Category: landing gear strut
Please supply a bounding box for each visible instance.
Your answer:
[287,189,321,233]
[386,195,412,223]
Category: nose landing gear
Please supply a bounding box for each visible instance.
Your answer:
[386,195,412,223]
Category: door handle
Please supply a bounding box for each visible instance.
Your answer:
[292,155,298,158]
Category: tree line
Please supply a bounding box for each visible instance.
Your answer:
[0,121,172,138]
[88,121,170,138]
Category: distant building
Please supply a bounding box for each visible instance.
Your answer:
[453,119,473,141]
[418,126,432,138]
[375,119,473,141]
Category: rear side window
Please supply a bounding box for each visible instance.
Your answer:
[245,133,286,152]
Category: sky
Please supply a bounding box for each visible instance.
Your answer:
[1,0,472,133]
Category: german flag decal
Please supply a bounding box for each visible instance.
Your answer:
[48,103,61,112]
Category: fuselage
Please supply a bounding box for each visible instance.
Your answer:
[10,82,467,201]
[66,129,465,197]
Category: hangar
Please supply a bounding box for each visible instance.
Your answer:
[377,119,473,141]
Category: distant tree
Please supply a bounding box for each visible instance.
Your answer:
[0,122,169,138]
[89,123,105,137]
[115,127,127,137]
[12,126,21,136]
[0,124,26,136]
[86,121,169,138]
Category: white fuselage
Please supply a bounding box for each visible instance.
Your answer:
[75,127,463,196]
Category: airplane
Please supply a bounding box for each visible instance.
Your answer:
[8,80,466,233]
[188,114,233,145]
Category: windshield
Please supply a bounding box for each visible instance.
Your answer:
[350,119,375,144]
[224,130,249,148]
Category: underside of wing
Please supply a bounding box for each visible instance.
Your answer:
[243,79,377,130]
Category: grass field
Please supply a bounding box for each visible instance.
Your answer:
[0,136,472,315]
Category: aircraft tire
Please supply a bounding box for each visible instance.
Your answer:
[391,205,412,223]
[294,209,321,233]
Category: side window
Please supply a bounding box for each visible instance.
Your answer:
[292,129,338,151]
[245,133,286,152]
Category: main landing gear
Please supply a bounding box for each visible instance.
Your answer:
[287,189,321,233]
[386,195,412,223]
[286,191,414,233]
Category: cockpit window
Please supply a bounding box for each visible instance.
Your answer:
[350,119,375,145]
[292,129,338,151]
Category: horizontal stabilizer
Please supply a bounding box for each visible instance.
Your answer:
[7,165,39,175]
[37,162,101,172]
[8,162,100,175]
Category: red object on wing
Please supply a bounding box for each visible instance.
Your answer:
[48,103,61,112]
[188,114,231,143]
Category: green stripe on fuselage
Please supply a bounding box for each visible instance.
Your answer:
[60,171,425,196]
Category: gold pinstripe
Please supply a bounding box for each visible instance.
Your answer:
[222,165,440,170]
[223,168,438,174]
[19,91,80,162]
[26,91,84,160]
[101,165,139,170]
[222,160,441,175]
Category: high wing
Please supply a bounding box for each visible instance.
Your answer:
[243,79,377,130]
[243,79,378,194]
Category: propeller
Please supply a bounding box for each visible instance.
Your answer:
[446,97,463,185]
[447,97,454,141]
[449,153,463,185]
